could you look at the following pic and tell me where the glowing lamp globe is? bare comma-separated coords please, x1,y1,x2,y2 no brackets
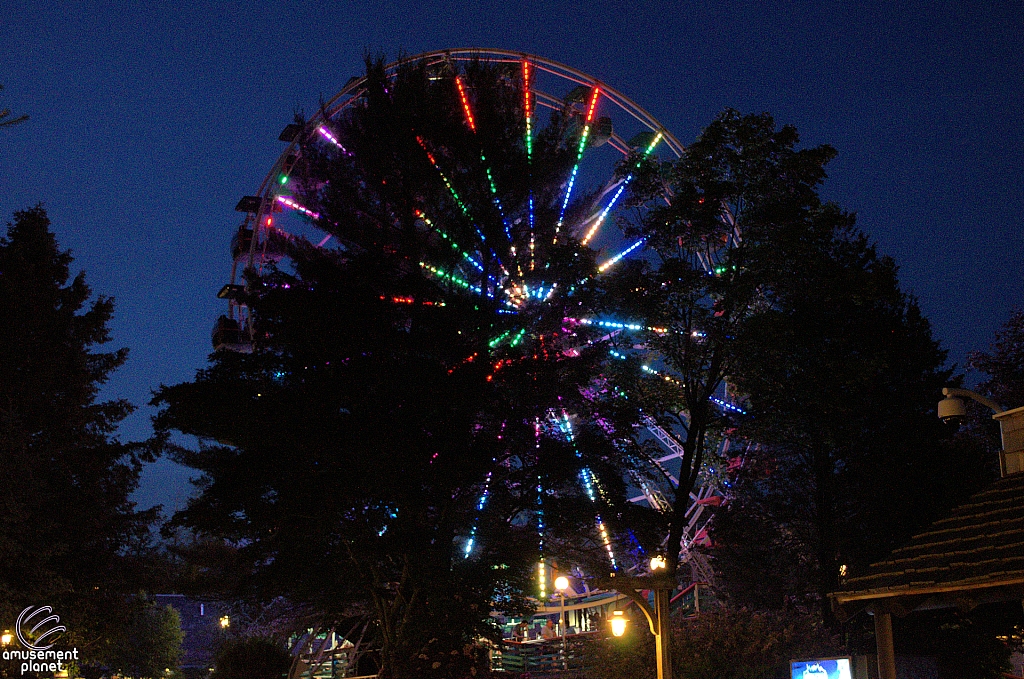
219,615,230,629
0,631,11,645
610,610,627,637
650,555,667,571
554,576,569,591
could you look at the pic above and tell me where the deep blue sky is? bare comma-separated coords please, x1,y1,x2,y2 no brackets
2,1,1022,512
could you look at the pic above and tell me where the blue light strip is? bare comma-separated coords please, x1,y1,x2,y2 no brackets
581,132,662,246
463,471,492,558
554,410,617,569
598,237,646,273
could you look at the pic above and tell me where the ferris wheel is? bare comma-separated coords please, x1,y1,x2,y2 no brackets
214,49,741,598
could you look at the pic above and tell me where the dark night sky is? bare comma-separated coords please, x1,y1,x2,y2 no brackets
2,1,1022,512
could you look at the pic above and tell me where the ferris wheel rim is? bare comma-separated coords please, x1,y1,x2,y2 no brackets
231,47,691,310
253,48,684,202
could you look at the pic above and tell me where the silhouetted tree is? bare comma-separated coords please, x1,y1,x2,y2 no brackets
970,308,1024,410
711,158,985,616
595,110,842,580
0,206,156,657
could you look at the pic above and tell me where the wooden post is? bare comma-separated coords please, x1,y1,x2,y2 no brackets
874,609,896,679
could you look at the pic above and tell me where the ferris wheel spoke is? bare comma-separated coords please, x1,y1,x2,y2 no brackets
275,196,320,220
415,136,509,284
316,125,351,155
454,75,515,248
463,470,493,558
597,237,647,273
581,132,663,246
556,85,601,242
416,210,485,273
550,409,618,569
522,59,536,272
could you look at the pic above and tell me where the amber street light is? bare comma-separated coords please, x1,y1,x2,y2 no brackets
219,615,230,629
0,630,11,645
610,611,628,637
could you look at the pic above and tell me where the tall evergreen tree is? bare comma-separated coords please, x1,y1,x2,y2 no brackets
0,206,154,656
154,57,636,678
969,308,1024,410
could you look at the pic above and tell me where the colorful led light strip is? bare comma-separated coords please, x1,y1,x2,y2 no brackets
630,359,747,414
317,126,351,154
535,418,546,598
276,196,320,219
597,237,646,272
522,60,536,271
417,137,507,284
508,328,527,348
488,328,514,349
415,210,483,272
529,194,536,271
568,317,667,333
419,261,482,294
581,132,663,245
455,76,476,133
556,86,601,237
554,411,617,568
463,471,492,558
481,154,512,242
416,137,474,225
522,60,533,162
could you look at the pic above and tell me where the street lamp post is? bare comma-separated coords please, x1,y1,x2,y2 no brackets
555,575,569,670
597,557,674,679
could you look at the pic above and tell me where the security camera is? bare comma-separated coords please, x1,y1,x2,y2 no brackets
937,395,966,425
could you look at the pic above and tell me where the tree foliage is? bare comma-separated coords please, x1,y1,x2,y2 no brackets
714,205,986,611
0,206,155,657
154,57,637,678
969,308,1024,410
594,110,845,579
105,600,184,679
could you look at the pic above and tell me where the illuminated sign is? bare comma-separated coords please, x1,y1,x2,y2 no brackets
791,657,853,679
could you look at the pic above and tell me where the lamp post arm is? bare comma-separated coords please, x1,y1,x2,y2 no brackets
615,588,658,636
943,387,1005,414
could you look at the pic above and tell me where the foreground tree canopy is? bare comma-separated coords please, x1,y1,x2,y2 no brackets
695,115,987,614
0,206,155,660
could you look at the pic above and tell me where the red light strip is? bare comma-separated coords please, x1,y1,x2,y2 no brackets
455,76,476,133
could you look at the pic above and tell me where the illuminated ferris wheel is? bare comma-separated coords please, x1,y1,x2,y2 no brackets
215,49,738,593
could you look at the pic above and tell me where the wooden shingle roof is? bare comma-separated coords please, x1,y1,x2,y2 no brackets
833,473,1024,607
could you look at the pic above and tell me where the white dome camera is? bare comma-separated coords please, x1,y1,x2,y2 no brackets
937,395,966,424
